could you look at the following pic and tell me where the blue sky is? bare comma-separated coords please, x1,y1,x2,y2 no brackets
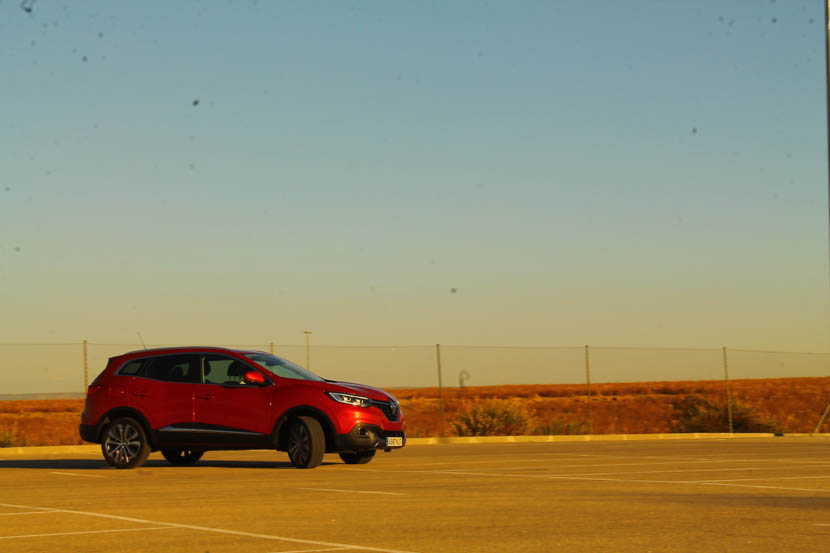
1,1,828,363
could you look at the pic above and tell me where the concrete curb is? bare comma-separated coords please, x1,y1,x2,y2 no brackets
1,433,828,455
0,444,100,455
406,433,830,445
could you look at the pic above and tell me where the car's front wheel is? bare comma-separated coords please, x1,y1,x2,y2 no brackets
286,416,325,469
339,450,376,465
161,448,204,466
101,417,151,469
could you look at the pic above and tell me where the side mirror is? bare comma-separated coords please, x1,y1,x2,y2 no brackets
243,370,266,386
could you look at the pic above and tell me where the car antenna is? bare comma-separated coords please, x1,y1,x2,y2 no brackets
137,331,147,350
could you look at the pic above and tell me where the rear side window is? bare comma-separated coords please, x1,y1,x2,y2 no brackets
117,360,146,376
144,355,201,383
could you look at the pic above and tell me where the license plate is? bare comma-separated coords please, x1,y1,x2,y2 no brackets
386,436,403,447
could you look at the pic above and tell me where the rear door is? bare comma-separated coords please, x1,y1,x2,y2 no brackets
126,354,199,430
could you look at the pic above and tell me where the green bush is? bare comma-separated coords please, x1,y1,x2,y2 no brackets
0,427,18,448
670,395,781,433
535,417,588,435
450,398,538,436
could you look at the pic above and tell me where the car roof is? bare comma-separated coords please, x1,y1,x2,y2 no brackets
118,346,267,357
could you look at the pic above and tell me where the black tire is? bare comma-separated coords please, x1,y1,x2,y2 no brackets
339,450,376,465
101,417,151,469
161,448,204,466
286,416,325,469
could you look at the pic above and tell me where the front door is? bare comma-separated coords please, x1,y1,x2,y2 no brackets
192,354,271,441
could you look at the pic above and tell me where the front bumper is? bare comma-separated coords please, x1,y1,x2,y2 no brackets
334,423,406,452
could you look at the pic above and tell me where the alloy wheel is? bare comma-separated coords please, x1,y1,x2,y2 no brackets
288,422,310,466
104,422,141,465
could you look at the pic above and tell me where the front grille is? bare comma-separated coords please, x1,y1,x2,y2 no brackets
371,399,400,421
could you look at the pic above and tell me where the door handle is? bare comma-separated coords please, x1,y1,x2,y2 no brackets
195,393,215,400
132,390,149,398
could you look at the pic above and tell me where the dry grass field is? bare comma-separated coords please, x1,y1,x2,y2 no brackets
0,377,827,447
391,377,830,437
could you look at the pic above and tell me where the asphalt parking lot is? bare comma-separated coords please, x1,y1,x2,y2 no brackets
0,437,828,553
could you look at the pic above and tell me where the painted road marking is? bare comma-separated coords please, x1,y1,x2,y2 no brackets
0,526,174,540
0,511,59,516
692,475,830,483
297,488,405,496
443,466,779,475
0,502,421,553
344,467,830,493
273,547,354,553
50,471,105,478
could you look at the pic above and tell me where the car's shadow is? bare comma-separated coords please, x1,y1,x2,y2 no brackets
0,458,340,470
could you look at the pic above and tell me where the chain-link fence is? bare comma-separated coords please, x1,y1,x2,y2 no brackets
1,342,828,438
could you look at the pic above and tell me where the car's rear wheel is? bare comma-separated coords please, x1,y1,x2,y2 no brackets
101,417,151,469
339,450,376,465
161,448,204,466
286,416,325,469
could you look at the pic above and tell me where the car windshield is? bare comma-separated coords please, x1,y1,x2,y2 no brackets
244,353,324,382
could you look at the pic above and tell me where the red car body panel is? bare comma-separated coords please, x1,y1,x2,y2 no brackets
80,346,406,458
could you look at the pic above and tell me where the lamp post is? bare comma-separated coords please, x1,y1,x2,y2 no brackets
304,330,312,369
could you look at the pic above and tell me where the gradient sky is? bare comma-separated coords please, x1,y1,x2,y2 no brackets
1,0,829,364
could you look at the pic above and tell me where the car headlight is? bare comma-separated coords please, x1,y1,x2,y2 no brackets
326,391,371,408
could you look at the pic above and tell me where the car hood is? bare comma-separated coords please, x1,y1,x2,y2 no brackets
324,380,397,403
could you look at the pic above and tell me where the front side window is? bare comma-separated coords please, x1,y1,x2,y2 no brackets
244,353,324,382
144,354,200,383
202,354,261,386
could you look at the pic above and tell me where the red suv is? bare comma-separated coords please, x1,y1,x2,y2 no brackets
79,347,405,469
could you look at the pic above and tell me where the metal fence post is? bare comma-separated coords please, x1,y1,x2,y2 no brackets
585,344,593,434
269,342,275,355
83,339,89,392
722,346,734,433
436,343,446,437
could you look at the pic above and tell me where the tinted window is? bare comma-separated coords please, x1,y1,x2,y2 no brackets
144,355,200,383
117,359,146,376
202,354,260,386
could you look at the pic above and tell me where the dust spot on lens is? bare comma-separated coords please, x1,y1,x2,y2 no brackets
192,99,200,106
691,128,698,134
451,288,457,294
82,56,88,62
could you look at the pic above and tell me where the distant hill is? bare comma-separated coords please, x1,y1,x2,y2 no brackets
0,392,84,401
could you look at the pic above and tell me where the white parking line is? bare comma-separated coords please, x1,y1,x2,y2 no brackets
0,511,59,516
692,475,830,483
50,471,105,479
345,467,830,494
0,526,174,540
297,488,404,496
273,547,354,553
695,482,830,493
539,466,813,477
0,502,420,553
